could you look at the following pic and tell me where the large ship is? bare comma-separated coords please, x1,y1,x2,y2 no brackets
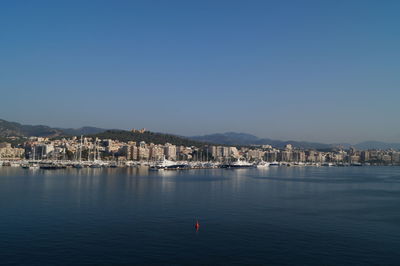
150,158,189,171
221,159,255,169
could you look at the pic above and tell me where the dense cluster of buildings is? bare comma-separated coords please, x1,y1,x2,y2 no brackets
0,137,399,165
0,142,24,159
209,144,400,165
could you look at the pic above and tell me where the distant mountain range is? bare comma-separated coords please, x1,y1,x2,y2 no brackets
0,119,108,138
1,118,399,150
190,132,334,149
0,118,205,147
189,132,400,150
353,141,400,150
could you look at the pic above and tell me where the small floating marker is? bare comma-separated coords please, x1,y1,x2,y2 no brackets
195,220,200,230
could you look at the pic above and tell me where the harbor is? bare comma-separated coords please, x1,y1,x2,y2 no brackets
0,158,373,171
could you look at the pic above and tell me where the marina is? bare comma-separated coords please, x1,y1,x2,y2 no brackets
0,159,380,171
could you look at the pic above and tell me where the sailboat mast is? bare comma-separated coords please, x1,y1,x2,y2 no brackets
79,135,83,162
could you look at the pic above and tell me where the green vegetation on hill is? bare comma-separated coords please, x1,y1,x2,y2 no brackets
89,130,208,147
0,119,62,137
0,136,26,146
0,119,107,138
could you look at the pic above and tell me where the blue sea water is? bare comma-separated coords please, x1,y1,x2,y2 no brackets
1,166,400,265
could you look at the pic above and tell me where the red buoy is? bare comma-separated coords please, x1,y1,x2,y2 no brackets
195,220,200,230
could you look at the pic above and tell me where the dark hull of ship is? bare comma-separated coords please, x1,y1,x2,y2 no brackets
165,164,189,170
40,165,67,170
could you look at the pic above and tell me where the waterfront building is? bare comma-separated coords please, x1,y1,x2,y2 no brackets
164,143,177,160
105,139,120,153
361,151,370,162
280,150,292,162
211,146,229,161
306,150,316,162
229,147,240,159
34,144,54,159
130,145,138,160
264,150,279,162
292,150,306,162
150,144,165,161
316,152,325,163
350,155,360,163
137,146,150,161
209,146,217,160
391,152,400,164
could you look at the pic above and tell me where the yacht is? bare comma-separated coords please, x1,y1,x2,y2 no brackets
21,163,39,169
221,159,255,169
151,158,188,170
256,161,270,168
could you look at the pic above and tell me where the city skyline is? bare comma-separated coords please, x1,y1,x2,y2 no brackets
1,116,400,147
2,133,400,167
1,1,400,143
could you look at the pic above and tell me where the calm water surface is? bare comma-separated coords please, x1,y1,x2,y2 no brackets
1,166,400,265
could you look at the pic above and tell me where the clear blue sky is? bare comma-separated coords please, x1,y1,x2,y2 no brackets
1,0,399,143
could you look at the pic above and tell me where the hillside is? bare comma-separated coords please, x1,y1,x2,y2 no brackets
0,119,62,137
0,119,107,138
191,132,260,146
354,141,400,150
56,126,108,136
191,132,400,150
190,132,333,150
90,130,208,147
1,118,400,150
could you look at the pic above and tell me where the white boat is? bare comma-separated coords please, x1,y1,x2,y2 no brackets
10,162,21,167
29,164,39,169
221,159,254,168
257,161,270,168
22,163,39,169
151,158,188,170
